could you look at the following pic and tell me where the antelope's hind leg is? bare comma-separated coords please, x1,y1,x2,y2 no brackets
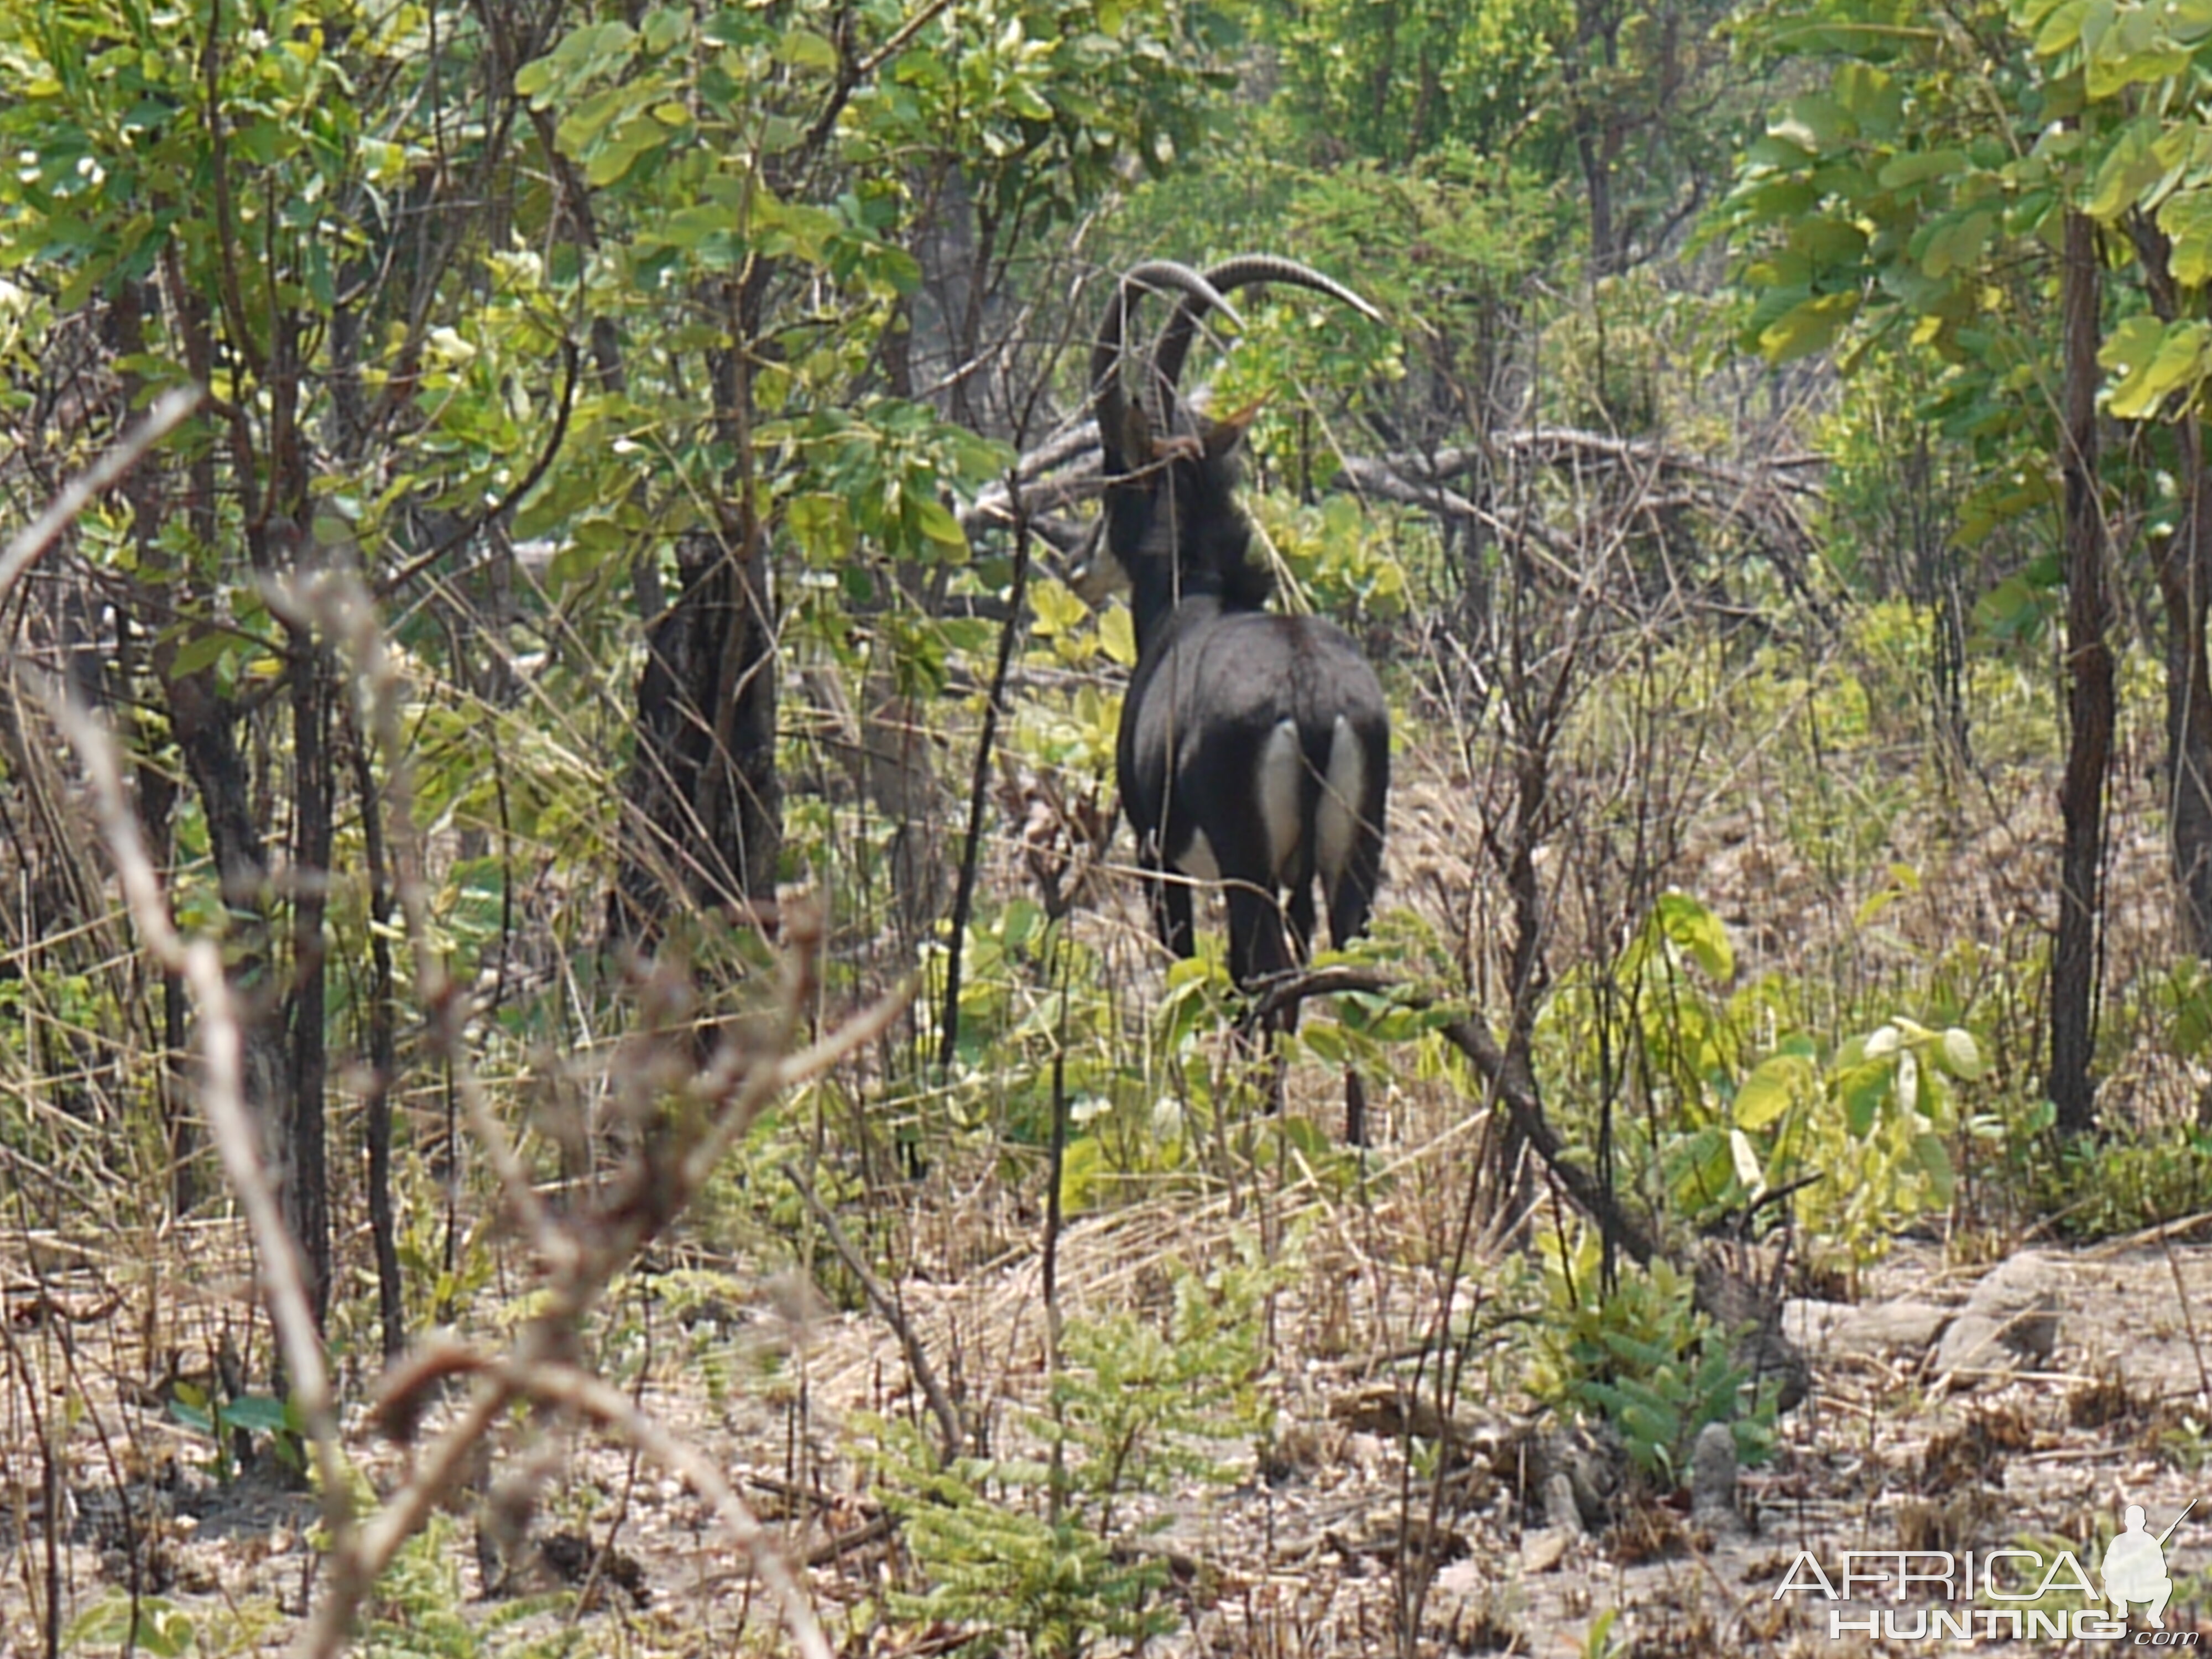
1223,880,1306,1121
1327,833,1384,1147
1144,846,1197,962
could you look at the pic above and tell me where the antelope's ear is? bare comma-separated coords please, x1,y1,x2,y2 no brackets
1202,398,1267,459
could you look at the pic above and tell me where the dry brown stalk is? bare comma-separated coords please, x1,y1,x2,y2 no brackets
53,686,359,1580
17,401,899,1659
288,568,901,1659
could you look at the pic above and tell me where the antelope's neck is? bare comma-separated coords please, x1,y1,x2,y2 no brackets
1129,584,1226,657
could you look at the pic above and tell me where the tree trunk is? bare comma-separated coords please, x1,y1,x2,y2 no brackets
2119,213,2212,962
161,660,302,1256
263,288,332,1338
349,712,407,1360
156,253,331,1342
112,280,204,1215
2049,208,2112,1136
2159,421,2212,956
608,530,782,943
1568,0,1623,278
284,597,335,1334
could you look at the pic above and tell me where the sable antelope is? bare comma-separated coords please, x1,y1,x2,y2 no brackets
1091,256,1390,1142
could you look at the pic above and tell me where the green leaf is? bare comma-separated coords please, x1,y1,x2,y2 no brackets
911,495,968,551
2088,39,2190,100
2030,0,2093,57
1772,92,1854,153
641,6,689,53
1938,1027,1985,1080
1976,573,2048,641
1756,291,1859,363
1793,217,1868,267
1653,891,1734,981
2161,187,2212,284
777,29,840,71
222,1395,295,1436
1099,602,1136,667
1744,135,1816,174
1833,63,1902,138
2103,317,2212,416
1914,1132,1957,1202
1878,148,1970,190
585,124,671,187
1919,209,1995,278
2100,311,2168,379
66,1593,194,1659
787,492,854,562
2089,117,2168,220
1029,576,1088,638
1838,1060,1891,1138
168,629,233,679
1058,1133,1110,1213
1734,1057,1804,1130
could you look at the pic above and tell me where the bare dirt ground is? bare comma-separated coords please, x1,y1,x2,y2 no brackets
9,683,2210,1657
11,1197,2212,1658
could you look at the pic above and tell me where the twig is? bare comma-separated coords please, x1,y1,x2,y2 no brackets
9,382,350,1540
801,1511,899,1568
312,1377,508,1650
373,338,582,601
0,386,202,608
0,379,371,1632
854,0,957,75
292,571,864,1659
52,697,356,1543
1238,965,1661,1267
2159,1232,2212,1404
938,474,1034,1072
521,1362,831,1659
682,974,915,1194
299,574,576,1276
780,1160,964,1463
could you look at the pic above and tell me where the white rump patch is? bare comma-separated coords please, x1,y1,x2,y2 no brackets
1257,719,1302,882
1316,716,1366,883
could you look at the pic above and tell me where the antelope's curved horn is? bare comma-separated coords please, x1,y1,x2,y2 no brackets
1089,261,1240,473
1150,255,1383,424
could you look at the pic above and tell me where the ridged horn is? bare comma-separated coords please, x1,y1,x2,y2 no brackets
1089,261,1241,474
1149,255,1384,430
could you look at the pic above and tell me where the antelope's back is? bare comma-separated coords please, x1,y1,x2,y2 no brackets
1152,607,1384,752
1123,606,1387,873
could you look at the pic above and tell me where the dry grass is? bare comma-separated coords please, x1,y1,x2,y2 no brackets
10,560,2212,1656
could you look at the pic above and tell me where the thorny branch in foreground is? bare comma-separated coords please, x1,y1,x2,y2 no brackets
29,395,901,1659
295,572,907,1659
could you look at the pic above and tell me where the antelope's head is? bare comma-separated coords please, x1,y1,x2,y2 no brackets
1088,255,1383,624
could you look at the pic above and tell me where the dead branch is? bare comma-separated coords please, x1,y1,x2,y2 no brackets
782,1160,966,1463
282,570,906,1659
300,574,577,1277
1383,429,1827,500
0,385,201,609
54,695,357,1522
517,1360,836,1657
22,393,353,1562
1243,966,1658,1268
